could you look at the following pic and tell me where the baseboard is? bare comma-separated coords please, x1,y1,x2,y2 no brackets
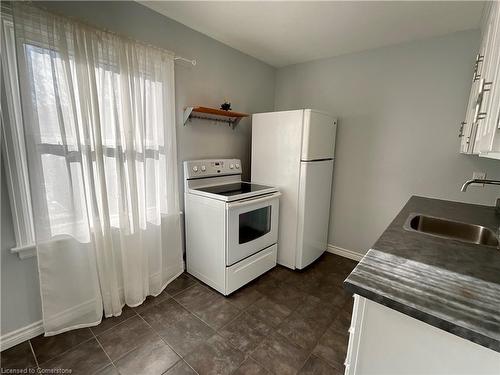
1,320,44,351
327,244,364,262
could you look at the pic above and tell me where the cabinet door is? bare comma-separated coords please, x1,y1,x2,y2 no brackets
461,2,498,155
461,46,487,153
481,2,500,157
461,80,480,153
474,2,500,154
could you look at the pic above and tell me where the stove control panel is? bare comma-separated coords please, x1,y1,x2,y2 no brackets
184,159,242,179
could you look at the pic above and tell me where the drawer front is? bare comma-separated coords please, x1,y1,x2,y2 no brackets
226,244,277,295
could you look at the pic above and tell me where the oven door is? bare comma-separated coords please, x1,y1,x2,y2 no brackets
226,192,280,266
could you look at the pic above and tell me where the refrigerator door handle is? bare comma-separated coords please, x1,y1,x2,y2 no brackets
301,158,333,162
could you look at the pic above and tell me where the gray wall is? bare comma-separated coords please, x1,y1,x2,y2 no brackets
1,164,43,335
275,30,500,256
1,1,275,336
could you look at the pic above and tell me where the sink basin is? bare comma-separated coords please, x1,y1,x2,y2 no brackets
405,214,499,248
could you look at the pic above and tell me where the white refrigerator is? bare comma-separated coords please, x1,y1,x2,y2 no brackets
251,109,337,269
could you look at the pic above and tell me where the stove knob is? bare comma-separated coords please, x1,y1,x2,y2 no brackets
201,165,206,172
235,163,240,169
230,164,234,169
192,166,198,172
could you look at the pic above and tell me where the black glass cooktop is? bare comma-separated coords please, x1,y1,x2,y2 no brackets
196,182,272,197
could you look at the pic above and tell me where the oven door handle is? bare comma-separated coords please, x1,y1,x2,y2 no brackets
227,192,281,208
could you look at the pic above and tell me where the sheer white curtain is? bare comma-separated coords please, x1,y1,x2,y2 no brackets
10,2,183,335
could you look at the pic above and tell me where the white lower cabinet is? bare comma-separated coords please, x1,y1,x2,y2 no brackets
345,295,500,375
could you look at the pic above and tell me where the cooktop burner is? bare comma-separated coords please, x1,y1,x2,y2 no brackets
196,182,273,197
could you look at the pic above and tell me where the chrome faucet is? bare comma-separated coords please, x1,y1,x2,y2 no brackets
461,178,500,216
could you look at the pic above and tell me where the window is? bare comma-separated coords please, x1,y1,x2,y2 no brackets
2,6,176,259
238,207,272,244
18,43,169,234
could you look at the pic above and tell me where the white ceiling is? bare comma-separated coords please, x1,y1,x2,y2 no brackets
140,1,485,68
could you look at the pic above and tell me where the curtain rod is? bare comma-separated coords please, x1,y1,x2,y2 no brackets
13,1,197,67
174,56,197,66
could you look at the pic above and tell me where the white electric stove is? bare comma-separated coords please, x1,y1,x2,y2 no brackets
184,159,280,295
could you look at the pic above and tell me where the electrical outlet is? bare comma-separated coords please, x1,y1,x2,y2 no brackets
471,171,486,187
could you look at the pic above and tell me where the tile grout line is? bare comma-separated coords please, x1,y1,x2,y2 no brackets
90,329,116,374
216,298,276,355
172,286,242,331
160,359,199,375
305,309,351,370
103,315,171,366
89,281,196,367
27,339,39,368
136,291,214,364
94,308,160,367
166,279,199,297
168,303,220,346
138,311,208,375
181,359,199,375
215,309,245,333
217,307,276,356
155,299,250,369
210,332,246,373
298,353,314,374
161,281,248,372
248,352,274,374
33,333,96,367
273,298,340,353
169,299,214,331
135,310,186,372
170,280,204,299
91,309,139,337
228,291,265,312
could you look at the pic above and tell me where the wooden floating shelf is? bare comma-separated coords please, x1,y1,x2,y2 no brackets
183,106,250,129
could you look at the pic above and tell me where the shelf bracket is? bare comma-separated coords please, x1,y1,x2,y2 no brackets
232,117,242,130
183,106,194,126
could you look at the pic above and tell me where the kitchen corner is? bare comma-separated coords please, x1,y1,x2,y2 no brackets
344,196,500,373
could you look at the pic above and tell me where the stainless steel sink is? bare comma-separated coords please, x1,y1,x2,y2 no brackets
405,214,499,248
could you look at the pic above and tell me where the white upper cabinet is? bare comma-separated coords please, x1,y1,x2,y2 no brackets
461,2,500,159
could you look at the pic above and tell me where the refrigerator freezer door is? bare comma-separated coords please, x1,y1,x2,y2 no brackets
301,110,337,161
296,159,334,269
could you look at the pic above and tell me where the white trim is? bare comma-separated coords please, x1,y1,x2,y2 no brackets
1,17,36,250
0,320,43,351
327,244,364,262
10,243,36,259
345,294,367,375
479,152,500,160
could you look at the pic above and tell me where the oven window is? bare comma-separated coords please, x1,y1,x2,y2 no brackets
239,206,271,244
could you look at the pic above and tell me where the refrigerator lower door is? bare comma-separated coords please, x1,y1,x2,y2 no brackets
296,159,334,269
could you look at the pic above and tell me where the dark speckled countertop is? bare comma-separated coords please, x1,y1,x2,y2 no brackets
344,196,500,352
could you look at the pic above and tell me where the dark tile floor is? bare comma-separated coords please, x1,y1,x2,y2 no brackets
1,253,357,375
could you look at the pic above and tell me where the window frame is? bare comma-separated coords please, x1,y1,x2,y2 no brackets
1,17,36,259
